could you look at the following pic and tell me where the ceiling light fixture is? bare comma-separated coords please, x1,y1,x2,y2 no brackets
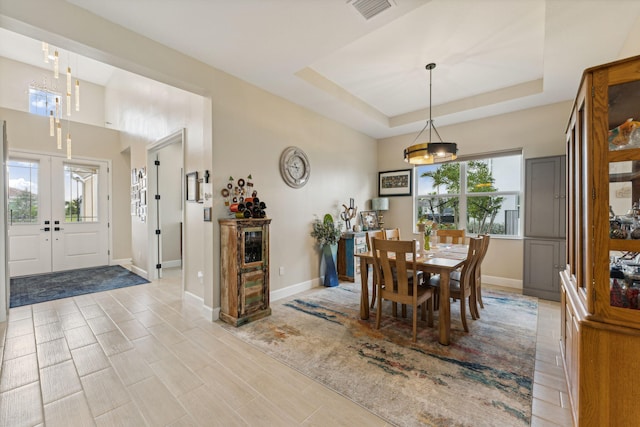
35,41,81,159
403,63,457,165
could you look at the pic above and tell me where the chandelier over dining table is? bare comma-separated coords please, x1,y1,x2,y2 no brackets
403,63,458,165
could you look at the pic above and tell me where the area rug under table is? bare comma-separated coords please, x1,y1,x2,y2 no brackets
10,265,149,307
221,282,537,426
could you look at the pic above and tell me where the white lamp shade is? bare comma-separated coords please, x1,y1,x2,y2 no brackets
371,197,389,211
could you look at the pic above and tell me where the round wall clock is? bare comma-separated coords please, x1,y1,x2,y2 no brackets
279,146,310,188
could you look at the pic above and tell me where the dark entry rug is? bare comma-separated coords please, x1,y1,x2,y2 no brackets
221,282,538,426
10,265,149,307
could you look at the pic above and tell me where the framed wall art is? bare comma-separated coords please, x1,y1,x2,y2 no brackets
378,169,412,197
186,171,199,202
360,210,380,230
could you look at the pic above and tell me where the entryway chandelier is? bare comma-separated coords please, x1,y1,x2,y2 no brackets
403,63,457,165
33,41,81,159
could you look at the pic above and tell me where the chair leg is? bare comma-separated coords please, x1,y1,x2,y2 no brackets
477,281,484,309
392,302,397,317
375,293,382,330
412,304,418,342
370,283,376,309
469,295,478,320
402,304,407,318
460,296,469,332
370,267,377,309
427,296,434,327
432,288,439,311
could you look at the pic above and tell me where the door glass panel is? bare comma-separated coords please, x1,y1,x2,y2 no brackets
7,159,39,224
64,163,99,222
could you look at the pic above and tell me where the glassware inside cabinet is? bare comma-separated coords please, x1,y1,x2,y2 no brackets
609,160,640,239
608,80,640,151
610,250,640,310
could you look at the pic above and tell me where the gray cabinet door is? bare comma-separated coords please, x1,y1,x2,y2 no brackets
523,238,565,301
525,156,566,238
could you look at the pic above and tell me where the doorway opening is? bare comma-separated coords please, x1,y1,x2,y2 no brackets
146,129,184,287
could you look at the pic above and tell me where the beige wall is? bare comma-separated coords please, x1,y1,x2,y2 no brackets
0,0,378,315
0,0,575,310
0,56,106,128
210,70,377,304
0,107,131,262
377,101,570,287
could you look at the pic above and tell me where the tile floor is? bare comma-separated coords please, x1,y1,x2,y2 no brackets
0,270,573,426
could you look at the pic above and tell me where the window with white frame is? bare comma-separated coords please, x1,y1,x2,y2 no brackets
28,87,59,117
415,151,522,236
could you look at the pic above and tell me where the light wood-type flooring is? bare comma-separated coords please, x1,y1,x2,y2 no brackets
0,268,573,426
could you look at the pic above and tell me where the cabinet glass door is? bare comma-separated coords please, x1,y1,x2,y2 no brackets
608,78,640,311
242,226,263,266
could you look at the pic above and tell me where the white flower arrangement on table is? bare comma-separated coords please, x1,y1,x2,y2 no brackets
417,219,436,235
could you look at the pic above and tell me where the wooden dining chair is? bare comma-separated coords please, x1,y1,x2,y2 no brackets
474,234,491,311
429,237,482,332
366,229,386,309
371,238,434,342
436,229,466,244
383,227,425,317
384,227,401,240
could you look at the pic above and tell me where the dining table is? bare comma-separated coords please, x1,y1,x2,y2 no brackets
355,243,469,346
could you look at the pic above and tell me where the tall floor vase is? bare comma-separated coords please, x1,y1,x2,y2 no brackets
322,244,339,287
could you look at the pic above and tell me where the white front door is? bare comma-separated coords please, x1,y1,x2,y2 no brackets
8,153,109,277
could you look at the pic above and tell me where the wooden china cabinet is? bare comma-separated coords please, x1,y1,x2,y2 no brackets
561,55,640,426
219,218,271,326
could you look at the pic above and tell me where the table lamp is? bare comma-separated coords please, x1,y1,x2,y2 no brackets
371,197,389,227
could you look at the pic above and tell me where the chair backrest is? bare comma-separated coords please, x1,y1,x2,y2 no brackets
384,228,401,241
477,234,491,267
366,229,386,251
371,238,418,301
459,237,482,289
474,234,491,279
436,229,466,244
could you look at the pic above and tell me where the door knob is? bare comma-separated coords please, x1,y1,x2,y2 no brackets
54,227,64,231
40,227,50,231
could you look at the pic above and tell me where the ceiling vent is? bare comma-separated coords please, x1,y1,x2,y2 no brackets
348,0,395,20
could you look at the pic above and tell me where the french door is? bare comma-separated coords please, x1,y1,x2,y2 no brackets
7,152,109,277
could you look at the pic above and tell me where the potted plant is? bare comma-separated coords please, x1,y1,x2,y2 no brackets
310,213,342,287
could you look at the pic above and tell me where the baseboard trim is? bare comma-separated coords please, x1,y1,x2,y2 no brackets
111,258,132,267
271,278,323,302
184,291,219,321
162,259,182,269
184,291,203,305
130,265,148,280
483,274,522,290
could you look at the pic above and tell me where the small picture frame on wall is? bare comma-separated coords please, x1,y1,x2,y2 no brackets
186,171,199,202
360,210,380,230
198,178,204,203
378,169,412,197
